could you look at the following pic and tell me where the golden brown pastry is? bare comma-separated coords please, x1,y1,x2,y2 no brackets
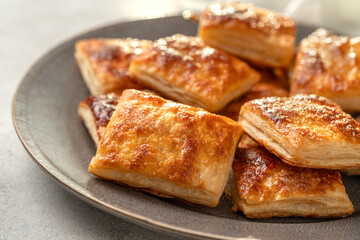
239,94,360,169
89,89,242,207
291,28,360,112
341,115,360,175
78,93,119,148
198,2,296,68
129,34,260,112
237,133,258,148
229,147,354,219
75,38,152,95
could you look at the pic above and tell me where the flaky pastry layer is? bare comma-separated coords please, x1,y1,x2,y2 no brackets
239,94,360,169
229,147,354,218
129,34,260,112
75,38,151,95
291,28,360,112
89,90,242,207
198,2,295,68
78,93,119,147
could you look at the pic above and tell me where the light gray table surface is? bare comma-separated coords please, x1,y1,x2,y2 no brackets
2,1,360,239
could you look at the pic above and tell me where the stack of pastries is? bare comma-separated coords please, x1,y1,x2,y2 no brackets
76,2,360,219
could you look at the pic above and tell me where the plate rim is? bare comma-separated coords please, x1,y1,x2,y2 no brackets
11,15,356,240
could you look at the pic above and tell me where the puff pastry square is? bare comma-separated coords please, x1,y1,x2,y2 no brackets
229,147,354,219
78,93,119,148
291,29,360,112
129,34,260,112
89,89,242,207
75,38,152,95
198,2,296,68
239,94,360,169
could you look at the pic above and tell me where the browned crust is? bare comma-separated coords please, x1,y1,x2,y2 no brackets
340,116,360,175
232,147,353,218
79,93,120,141
129,34,260,112
291,29,360,102
240,94,360,144
234,147,344,202
93,89,241,184
198,2,295,68
75,38,152,94
200,2,295,36
89,90,242,205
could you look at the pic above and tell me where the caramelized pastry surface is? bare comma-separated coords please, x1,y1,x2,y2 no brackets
75,38,152,95
243,94,360,142
230,147,353,218
198,2,295,68
200,2,295,36
240,94,360,169
89,90,242,206
78,93,119,146
291,29,360,111
234,147,342,200
130,34,260,112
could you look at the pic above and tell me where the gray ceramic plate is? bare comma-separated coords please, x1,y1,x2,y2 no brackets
12,16,360,240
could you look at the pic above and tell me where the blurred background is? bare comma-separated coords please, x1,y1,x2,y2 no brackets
1,0,360,239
